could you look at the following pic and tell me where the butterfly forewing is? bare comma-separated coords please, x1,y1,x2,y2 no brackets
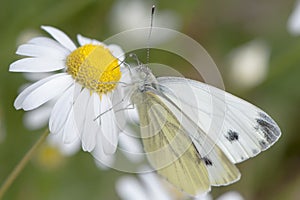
157,77,281,164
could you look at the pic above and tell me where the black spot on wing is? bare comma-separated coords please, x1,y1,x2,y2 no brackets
252,149,259,155
225,130,239,142
202,157,213,166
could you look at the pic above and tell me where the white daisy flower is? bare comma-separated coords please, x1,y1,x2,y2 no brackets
10,26,126,154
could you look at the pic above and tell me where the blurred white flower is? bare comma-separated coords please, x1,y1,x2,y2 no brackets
16,29,41,46
108,0,182,44
216,191,244,200
116,171,245,200
33,135,80,170
287,0,300,35
227,39,270,89
116,170,213,200
109,0,181,32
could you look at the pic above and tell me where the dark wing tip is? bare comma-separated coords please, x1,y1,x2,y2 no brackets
256,111,281,147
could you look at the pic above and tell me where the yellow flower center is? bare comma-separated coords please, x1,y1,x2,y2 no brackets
66,44,121,95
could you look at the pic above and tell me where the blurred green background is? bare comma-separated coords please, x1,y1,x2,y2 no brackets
0,0,299,199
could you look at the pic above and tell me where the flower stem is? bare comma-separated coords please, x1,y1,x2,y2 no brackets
0,129,49,199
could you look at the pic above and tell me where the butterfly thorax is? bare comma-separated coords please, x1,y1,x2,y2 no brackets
130,65,160,104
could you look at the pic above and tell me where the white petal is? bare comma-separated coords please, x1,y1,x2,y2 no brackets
94,158,111,170
92,141,115,169
23,72,54,82
41,26,77,51
108,44,125,62
28,37,70,54
93,92,101,125
100,95,119,154
57,138,81,156
63,108,80,144
10,58,66,72
81,93,99,152
118,133,143,163
73,82,82,101
16,44,68,59
47,132,81,156
21,74,73,110
110,86,128,131
73,88,90,143
77,34,104,46
49,85,74,134
14,73,68,109
125,107,139,124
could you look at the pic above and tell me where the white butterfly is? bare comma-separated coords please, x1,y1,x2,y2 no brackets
123,63,281,197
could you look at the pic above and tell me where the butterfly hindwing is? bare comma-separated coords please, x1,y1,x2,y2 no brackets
134,91,211,196
158,93,240,186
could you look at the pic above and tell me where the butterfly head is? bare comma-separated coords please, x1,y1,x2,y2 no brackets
131,64,158,92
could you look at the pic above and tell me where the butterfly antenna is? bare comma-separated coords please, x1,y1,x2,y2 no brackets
146,5,155,64
129,53,141,66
